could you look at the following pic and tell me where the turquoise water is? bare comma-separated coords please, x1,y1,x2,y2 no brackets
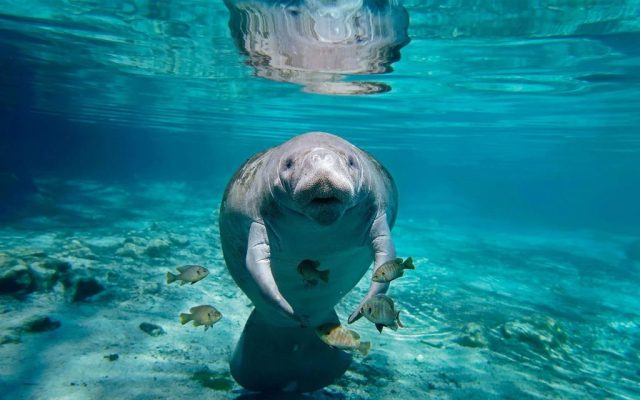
1,1,639,399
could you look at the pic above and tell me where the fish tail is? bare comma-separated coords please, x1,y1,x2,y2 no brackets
396,311,404,328
166,272,177,284
359,341,371,356
403,257,415,270
319,270,330,283
179,313,192,325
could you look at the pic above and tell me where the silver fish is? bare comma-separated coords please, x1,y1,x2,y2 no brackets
179,305,222,331
360,294,404,333
166,264,209,285
316,323,370,356
372,257,414,283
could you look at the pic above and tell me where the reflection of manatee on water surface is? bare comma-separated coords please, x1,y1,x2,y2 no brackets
223,0,410,94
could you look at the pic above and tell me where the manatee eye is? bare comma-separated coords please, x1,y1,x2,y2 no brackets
348,156,356,167
382,272,386,276
284,158,293,170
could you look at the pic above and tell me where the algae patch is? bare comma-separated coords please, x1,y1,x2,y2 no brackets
191,368,233,391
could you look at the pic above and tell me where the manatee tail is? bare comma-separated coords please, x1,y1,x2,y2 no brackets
230,309,351,392
358,341,371,356
403,257,415,270
319,269,330,283
166,272,178,284
179,313,192,325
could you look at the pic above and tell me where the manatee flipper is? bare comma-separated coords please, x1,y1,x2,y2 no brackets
246,222,295,318
230,309,351,392
349,212,394,324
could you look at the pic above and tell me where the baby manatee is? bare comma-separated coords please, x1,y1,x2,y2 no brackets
372,257,414,283
180,305,222,331
166,265,209,285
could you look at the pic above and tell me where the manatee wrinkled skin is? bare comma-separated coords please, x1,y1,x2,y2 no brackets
219,132,398,391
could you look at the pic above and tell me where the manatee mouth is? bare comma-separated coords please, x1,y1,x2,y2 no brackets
310,195,342,206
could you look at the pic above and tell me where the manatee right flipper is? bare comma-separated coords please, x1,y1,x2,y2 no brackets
246,221,296,319
230,309,351,392
349,212,394,324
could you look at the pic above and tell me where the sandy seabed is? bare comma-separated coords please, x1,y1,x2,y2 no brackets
1,180,639,399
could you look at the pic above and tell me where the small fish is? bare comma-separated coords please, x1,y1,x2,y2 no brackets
179,305,222,331
297,259,329,287
360,294,404,333
316,323,371,356
372,257,415,283
166,265,209,285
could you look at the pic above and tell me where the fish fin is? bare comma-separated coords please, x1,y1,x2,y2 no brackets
166,272,177,284
359,341,371,356
404,257,415,270
179,280,187,286
394,257,403,264
190,281,196,285
193,320,201,327
382,295,394,308
176,265,191,273
205,325,209,331
396,311,404,328
319,270,330,283
351,330,361,340
389,323,398,331
179,313,191,325
375,324,384,333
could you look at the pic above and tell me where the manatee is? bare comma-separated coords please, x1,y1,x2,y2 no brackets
219,132,398,391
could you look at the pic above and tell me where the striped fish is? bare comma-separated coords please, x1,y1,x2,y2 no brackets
316,323,370,356
360,294,404,333
372,257,414,283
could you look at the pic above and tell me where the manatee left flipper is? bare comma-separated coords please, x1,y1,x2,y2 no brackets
246,221,296,319
349,212,395,324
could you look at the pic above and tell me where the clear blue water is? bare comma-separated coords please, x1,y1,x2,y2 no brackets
1,1,639,399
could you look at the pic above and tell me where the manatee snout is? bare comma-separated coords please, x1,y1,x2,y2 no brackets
293,149,355,224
